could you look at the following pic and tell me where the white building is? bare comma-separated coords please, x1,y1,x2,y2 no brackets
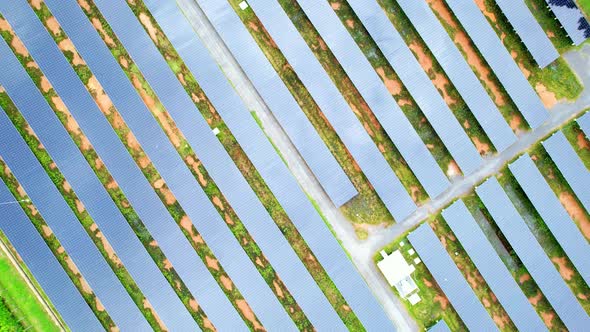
377,249,420,303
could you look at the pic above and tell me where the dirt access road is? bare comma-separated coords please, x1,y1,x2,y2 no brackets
176,0,589,329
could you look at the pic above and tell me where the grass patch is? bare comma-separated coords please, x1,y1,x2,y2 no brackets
0,242,60,332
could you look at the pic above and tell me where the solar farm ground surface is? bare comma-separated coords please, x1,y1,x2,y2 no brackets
0,0,589,331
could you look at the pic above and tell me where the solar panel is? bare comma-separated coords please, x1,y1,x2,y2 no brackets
0,108,148,330
0,178,102,331
321,0,482,175
445,0,549,128
248,1,451,205
163,1,357,207
495,0,559,67
86,0,345,328
578,112,590,138
242,2,420,219
408,223,497,330
544,0,590,45
543,131,590,211
476,177,589,330
397,0,517,152
441,201,546,331
143,0,392,329
509,153,590,286
0,4,200,329
41,0,290,329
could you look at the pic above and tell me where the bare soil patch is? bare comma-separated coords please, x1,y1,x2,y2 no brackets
45,17,60,36
446,160,461,177
376,67,402,95
472,137,490,154
131,76,181,147
30,0,42,10
91,18,115,47
143,299,167,330
236,300,263,331
551,257,574,281
535,83,560,109
434,294,449,310
11,35,29,57
41,225,53,237
138,13,158,43
220,275,233,291
87,75,114,115
541,312,555,328
576,133,590,150
58,39,84,65
205,256,220,271
272,280,284,298
528,290,542,305
558,192,590,240
519,273,531,284
212,196,224,211
77,0,90,11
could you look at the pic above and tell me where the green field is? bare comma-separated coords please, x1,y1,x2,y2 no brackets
0,241,59,332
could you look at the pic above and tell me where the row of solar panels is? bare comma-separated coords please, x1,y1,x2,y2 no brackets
409,126,590,330
0,0,393,330
194,0,577,222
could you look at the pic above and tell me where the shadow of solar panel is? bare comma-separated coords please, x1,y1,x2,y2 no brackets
0,178,102,331
445,0,549,128
143,0,393,329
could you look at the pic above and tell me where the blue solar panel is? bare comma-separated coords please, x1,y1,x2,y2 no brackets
544,0,590,45
509,153,590,286
397,0,516,152
0,107,148,330
320,0,482,175
84,0,345,328
41,0,290,329
170,4,355,207
445,0,549,128
441,201,546,331
495,0,559,67
578,112,590,138
476,177,590,330
543,131,590,211
249,2,450,205
408,224,497,330
142,1,392,329
0,178,102,331
0,4,200,329
243,2,420,218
